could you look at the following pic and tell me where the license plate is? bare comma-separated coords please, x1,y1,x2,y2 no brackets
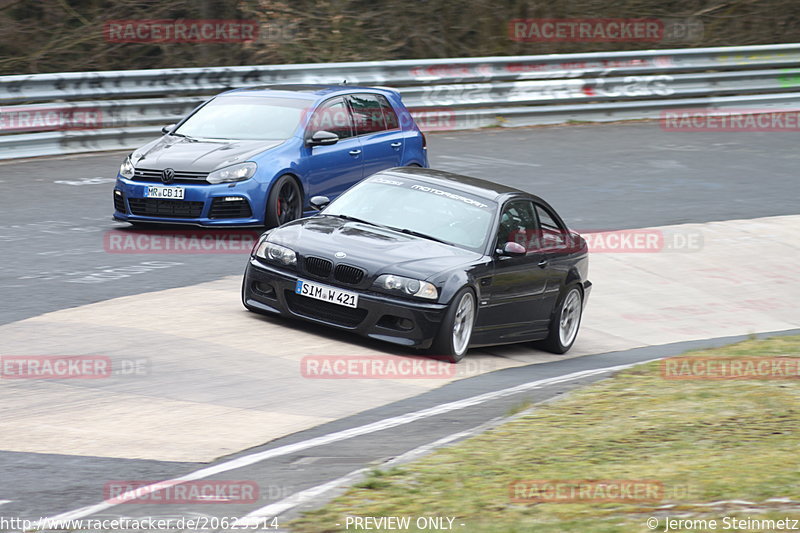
144,186,185,199
295,279,359,308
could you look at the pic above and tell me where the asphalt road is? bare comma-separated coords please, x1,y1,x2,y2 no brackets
5,331,797,526
1,121,798,326
1,122,799,529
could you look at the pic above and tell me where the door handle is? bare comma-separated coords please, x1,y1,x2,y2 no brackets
390,142,402,148
348,149,362,156
537,258,549,268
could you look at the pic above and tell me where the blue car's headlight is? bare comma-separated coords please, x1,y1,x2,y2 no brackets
207,162,257,184
119,156,135,179
254,236,296,267
374,274,438,300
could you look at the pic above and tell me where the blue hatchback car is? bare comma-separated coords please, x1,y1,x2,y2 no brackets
113,85,429,227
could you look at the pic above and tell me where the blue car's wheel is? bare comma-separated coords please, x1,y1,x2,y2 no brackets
266,175,302,228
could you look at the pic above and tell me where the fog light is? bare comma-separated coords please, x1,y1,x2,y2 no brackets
397,318,414,330
222,196,245,202
253,281,276,298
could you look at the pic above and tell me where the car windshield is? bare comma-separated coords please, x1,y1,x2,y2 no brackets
323,177,497,252
173,96,309,141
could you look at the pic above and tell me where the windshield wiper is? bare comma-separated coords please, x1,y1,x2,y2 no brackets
170,132,197,141
326,213,380,226
386,226,452,246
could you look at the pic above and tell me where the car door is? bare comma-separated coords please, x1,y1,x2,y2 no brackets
347,93,404,176
302,96,364,200
531,202,573,311
472,200,553,343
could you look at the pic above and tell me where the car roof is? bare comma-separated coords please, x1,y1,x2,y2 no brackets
380,167,539,203
220,84,399,101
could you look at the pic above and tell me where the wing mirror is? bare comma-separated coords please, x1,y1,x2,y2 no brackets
309,195,330,211
498,241,526,257
161,123,177,135
307,130,339,146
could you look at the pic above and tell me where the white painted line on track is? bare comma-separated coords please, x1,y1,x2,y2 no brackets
42,359,659,524
236,469,369,526
236,415,507,525
0,500,10,505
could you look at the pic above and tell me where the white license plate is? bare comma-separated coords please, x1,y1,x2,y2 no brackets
295,279,359,308
144,186,185,199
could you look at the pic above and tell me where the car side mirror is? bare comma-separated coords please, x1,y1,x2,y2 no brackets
162,124,177,135
309,195,330,210
307,130,339,146
498,242,526,257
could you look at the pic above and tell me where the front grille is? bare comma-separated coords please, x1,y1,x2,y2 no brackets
132,168,209,184
113,191,126,213
334,264,365,285
209,197,252,219
304,256,333,278
128,198,204,218
285,291,367,328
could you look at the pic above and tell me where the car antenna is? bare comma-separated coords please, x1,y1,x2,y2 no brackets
342,79,347,85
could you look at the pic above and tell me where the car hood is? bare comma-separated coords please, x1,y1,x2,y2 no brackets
131,135,285,172
271,216,482,282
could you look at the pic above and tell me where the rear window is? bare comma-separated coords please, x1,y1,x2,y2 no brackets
349,94,387,135
377,94,400,130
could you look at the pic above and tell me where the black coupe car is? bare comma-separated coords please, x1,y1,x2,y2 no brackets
242,167,591,362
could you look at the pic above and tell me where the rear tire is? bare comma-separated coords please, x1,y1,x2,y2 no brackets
540,284,583,354
265,175,302,228
430,287,476,363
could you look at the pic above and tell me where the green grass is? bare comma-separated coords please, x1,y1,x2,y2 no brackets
289,335,800,532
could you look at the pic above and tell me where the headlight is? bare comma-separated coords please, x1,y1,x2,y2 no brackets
119,156,135,179
207,162,257,184
374,274,438,300
254,236,296,267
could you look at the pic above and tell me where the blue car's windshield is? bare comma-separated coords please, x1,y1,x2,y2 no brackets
324,176,497,253
173,96,309,141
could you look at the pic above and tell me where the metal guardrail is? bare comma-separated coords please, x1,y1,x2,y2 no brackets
2,43,800,159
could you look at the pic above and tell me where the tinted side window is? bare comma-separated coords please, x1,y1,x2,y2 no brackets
308,97,353,139
497,200,539,251
349,94,387,135
535,204,568,249
376,94,400,130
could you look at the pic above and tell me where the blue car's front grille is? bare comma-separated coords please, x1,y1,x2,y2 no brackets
209,197,252,219
132,168,210,184
113,191,126,213
128,198,205,218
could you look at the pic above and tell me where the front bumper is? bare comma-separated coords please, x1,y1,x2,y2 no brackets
113,176,266,226
243,259,447,349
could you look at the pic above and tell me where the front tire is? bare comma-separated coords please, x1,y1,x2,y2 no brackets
431,287,476,363
265,175,302,228
541,284,583,354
